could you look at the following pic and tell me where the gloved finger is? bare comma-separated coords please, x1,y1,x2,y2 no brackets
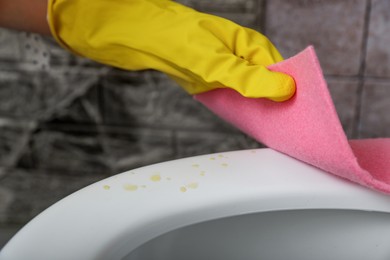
172,55,295,101
215,55,296,101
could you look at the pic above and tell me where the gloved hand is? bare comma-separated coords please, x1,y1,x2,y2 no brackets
48,0,295,101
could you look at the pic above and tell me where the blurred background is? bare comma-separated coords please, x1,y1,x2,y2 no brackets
0,0,389,248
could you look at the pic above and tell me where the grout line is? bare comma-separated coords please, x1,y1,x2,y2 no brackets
352,0,372,139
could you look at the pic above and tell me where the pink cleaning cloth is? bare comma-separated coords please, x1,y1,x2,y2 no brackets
195,46,390,194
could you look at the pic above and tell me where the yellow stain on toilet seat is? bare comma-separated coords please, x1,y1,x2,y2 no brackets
187,182,199,189
103,185,110,190
124,184,138,191
180,182,199,193
150,174,161,182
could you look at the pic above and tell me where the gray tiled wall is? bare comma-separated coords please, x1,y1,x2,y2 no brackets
0,0,389,247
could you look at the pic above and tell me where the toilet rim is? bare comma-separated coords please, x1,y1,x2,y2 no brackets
1,148,390,260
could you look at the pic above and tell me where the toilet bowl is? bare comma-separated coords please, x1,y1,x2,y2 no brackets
1,148,390,260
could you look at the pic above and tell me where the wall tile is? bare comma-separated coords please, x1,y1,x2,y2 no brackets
365,0,390,77
102,70,159,126
43,37,103,69
0,167,5,179
102,127,175,173
0,119,35,168
0,31,61,71
0,169,103,224
326,77,360,138
16,33,50,71
154,75,238,131
0,185,14,223
0,70,98,120
20,127,175,175
48,85,102,124
266,0,366,76
0,29,21,62
359,80,390,138
103,71,235,132
22,130,111,175
176,131,263,158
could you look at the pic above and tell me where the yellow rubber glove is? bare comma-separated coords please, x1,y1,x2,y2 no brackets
48,0,295,101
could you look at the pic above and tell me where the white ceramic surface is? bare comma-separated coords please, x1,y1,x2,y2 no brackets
1,148,390,260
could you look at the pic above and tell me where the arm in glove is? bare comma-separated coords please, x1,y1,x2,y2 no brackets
48,0,295,101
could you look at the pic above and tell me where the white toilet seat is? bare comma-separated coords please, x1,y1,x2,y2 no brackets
1,148,390,260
